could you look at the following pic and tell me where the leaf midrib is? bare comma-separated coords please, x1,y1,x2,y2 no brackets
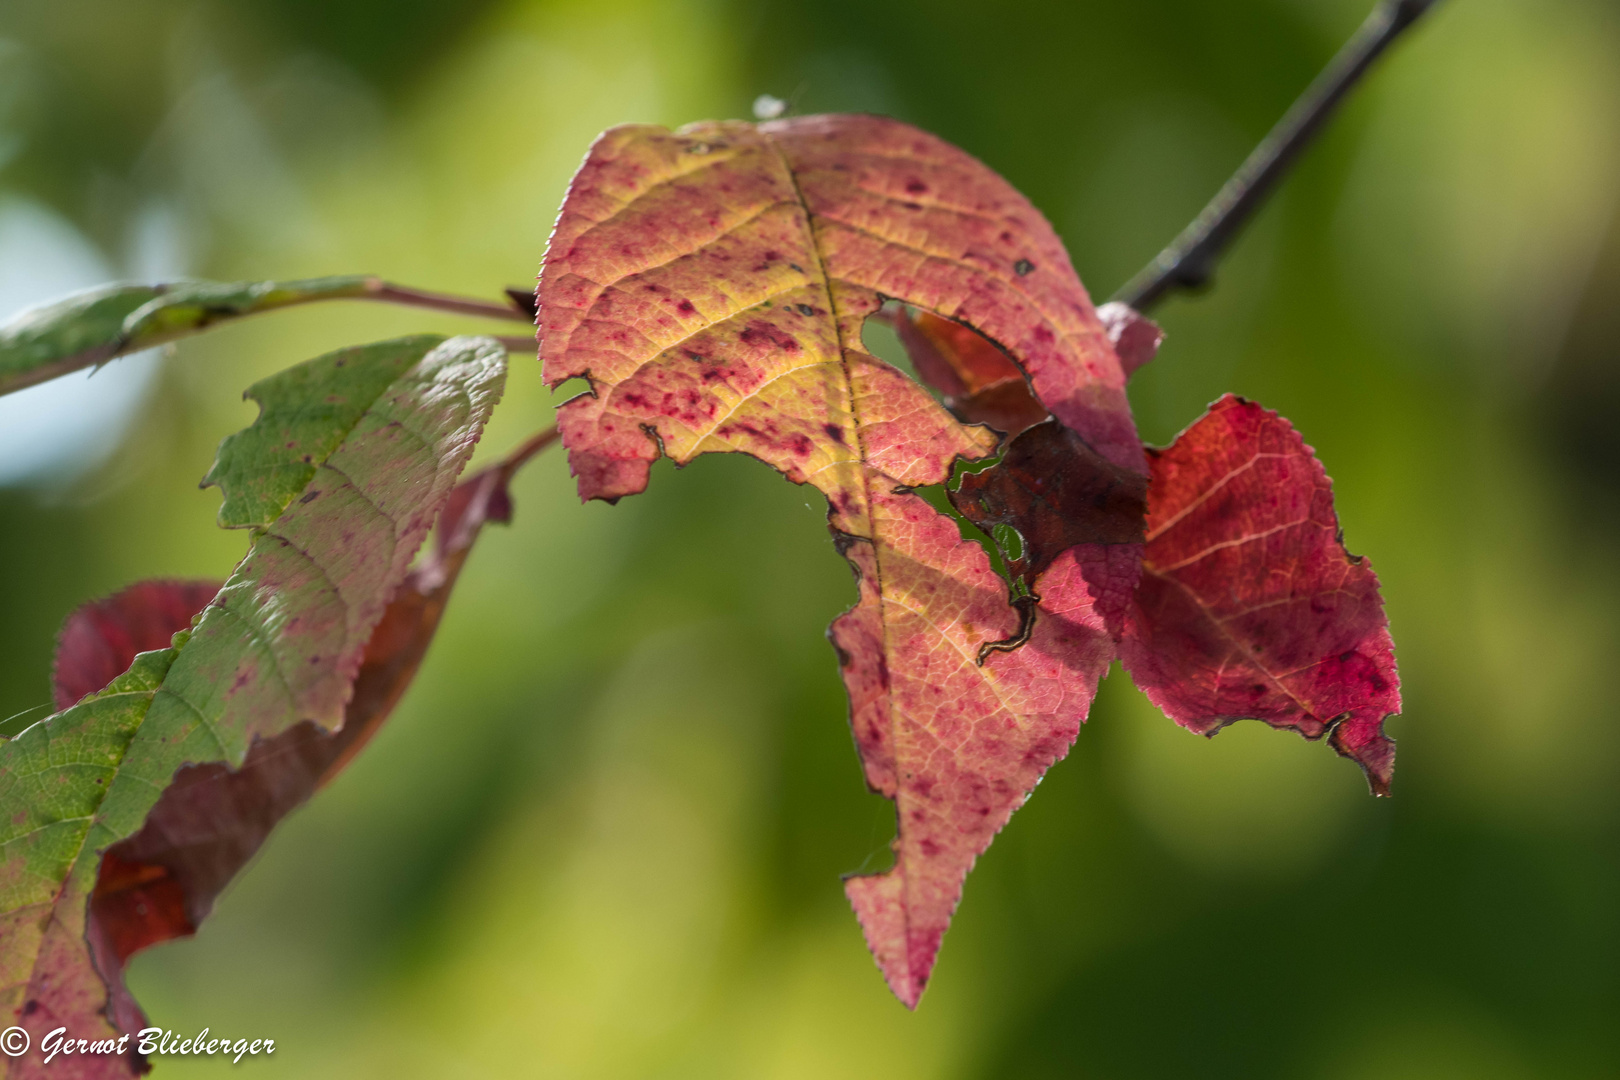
763,129,922,992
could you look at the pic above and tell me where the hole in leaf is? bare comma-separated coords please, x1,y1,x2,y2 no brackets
865,304,1048,440
991,522,1025,563
948,453,1004,483
551,376,592,403
860,304,931,393
910,481,1025,599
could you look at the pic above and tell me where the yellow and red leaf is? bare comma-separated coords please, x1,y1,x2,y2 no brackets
539,114,1144,1006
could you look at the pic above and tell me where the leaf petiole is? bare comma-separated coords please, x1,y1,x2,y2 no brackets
365,280,535,323
0,275,534,399
496,424,561,477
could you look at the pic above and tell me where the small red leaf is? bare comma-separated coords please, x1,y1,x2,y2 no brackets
1094,301,1163,379
1118,394,1400,793
52,581,222,711
893,308,1049,438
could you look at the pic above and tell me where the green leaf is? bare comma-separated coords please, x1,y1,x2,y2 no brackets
0,275,376,398
203,334,444,528
0,284,165,394
0,334,505,1072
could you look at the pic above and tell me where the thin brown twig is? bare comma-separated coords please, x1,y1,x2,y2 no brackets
365,280,534,323
498,424,561,478
1114,0,1440,312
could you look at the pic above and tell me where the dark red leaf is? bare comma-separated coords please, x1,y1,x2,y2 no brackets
52,582,222,711
893,308,1049,438
951,419,1147,644
1118,394,1400,793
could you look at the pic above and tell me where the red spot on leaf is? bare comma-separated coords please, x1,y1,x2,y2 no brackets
738,320,801,353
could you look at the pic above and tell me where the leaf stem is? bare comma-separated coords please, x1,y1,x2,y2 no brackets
364,280,534,323
1113,0,1440,312
498,424,561,478
2,276,533,401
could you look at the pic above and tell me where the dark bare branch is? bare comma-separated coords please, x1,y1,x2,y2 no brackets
1114,0,1440,312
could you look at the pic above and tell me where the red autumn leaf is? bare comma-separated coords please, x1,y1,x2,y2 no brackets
539,113,1144,1005
890,301,1160,439
1117,394,1400,793
52,582,223,712
891,307,1049,438
950,419,1148,652
70,460,521,1055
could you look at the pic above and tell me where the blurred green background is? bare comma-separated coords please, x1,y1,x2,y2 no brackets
2,0,1617,1075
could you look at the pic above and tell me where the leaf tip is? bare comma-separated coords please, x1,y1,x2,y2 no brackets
503,286,538,322
1329,712,1396,797
845,869,932,1009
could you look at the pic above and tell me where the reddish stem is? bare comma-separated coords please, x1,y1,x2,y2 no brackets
366,281,534,323
498,424,561,478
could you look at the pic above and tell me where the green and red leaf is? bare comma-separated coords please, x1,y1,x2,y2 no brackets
88,454,522,1051
0,334,504,1078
